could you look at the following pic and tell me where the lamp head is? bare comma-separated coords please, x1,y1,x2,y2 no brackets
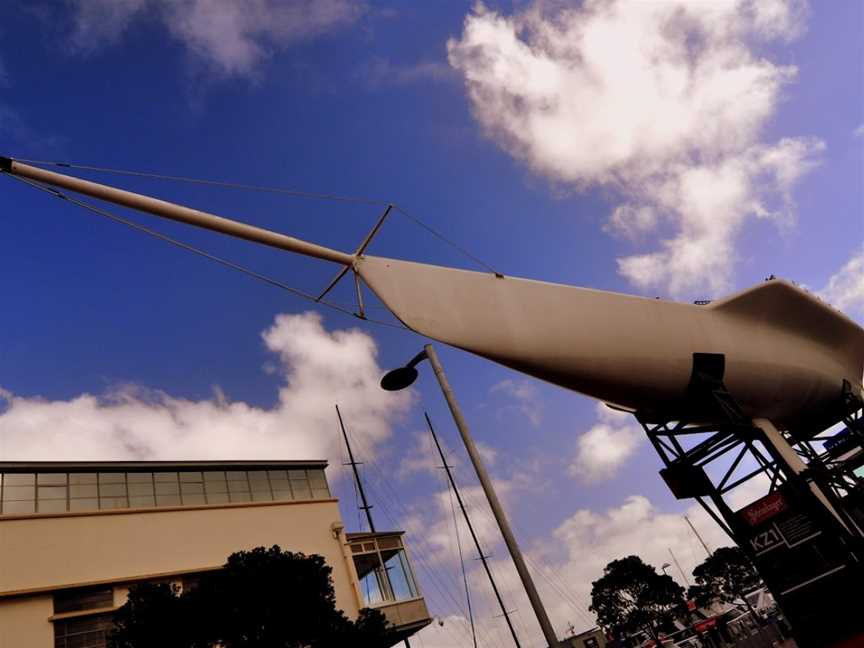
380,366,419,391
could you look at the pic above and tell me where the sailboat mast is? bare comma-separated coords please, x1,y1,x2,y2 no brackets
425,412,521,648
685,515,712,558
335,404,375,533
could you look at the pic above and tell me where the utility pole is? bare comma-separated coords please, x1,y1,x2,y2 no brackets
685,515,712,558
426,412,516,648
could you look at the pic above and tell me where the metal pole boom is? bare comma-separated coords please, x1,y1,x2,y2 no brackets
423,344,561,648
0,157,354,267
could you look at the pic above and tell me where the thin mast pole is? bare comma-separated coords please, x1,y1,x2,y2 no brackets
336,406,413,648
0,157,353,266
424,344,560,648
668,548,690,587
336,404,375,533
425,412,516,648
684,515,712,558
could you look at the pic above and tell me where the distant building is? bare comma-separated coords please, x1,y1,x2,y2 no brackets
0,460,431,647
559,627,607,648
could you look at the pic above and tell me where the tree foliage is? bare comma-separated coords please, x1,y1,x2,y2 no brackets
109,545,390,648
590,555,686,642
690,546,762,615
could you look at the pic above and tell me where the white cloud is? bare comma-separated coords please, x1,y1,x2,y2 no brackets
410,474,774,645
490,378,543,427
605,204,658,241
0,312,411,465
473,494,746,643
412,614,479,648
476,440,498,466
568,403,643,483
398,429,498,485
854,124,864,138
407,431,775,645
448,0,822,297
398,431,440,478
818,247,864,316
67,0,365,77
358,57,457,88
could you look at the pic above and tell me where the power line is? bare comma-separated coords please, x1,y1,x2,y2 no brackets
442,460,479,648
13,158,389,206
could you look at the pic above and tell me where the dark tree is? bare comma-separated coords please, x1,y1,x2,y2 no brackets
109,546,390,648
690,546,762,619
685,582,715,610
590,555,686,644
109,582,191,648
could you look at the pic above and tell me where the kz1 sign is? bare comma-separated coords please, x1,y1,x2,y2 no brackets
735,485,863,646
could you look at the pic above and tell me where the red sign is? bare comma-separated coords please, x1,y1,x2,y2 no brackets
694,618,717,633
739,491,788,526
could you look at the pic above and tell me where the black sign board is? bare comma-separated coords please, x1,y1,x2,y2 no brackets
736,486,864,647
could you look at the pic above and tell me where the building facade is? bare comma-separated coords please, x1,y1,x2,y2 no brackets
0,461,430,647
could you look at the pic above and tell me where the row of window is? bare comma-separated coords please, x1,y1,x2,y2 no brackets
53,586,115,648
0,469,330,515
54,614,112,648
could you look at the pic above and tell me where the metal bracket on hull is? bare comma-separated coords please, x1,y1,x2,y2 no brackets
638,367,864,540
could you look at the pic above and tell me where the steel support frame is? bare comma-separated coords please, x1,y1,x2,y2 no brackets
639,416,782,540
637,378,864,546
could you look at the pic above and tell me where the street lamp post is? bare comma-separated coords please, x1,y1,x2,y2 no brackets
382,344,561,648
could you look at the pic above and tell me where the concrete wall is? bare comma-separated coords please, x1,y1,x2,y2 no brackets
0,595,52,648
0,499,361,647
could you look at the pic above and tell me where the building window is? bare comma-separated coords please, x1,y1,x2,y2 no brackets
127,472,156,508
382,548,418,601
53,614,113,648
99,472,128,510
0,466,331,516
54,586,114,614
227,471,251,503
354,552,389,605
1,473,35,514
349,535,419,607
249,470,273,502
309,469,331,499
180,471,206,505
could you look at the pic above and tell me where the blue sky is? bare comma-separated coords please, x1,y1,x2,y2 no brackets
1,1,862,646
